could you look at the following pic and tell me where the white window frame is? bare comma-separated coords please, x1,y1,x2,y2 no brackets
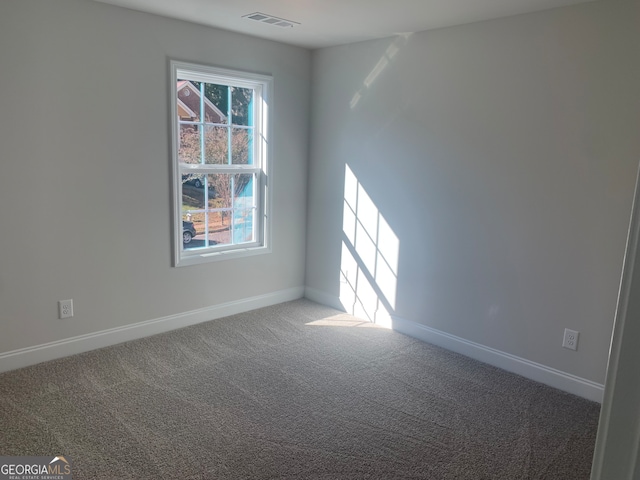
170,60,272,267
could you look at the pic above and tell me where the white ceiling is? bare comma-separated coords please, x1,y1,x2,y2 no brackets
92,0,595,49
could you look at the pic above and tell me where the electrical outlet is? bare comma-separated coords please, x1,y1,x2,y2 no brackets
562,328,579,350
59,299,73,319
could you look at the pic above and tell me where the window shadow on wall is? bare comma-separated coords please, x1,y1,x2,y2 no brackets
340,164,399,327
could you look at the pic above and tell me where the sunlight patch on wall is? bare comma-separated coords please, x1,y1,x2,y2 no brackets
350,33,412,110
340,165,399,328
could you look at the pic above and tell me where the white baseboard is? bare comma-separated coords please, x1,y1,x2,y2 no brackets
304,287,346,311
0,287,305,374
305,289,604,403
392,316,604,403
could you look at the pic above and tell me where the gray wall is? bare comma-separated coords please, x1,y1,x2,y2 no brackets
0,0,310,353
306,0,640,384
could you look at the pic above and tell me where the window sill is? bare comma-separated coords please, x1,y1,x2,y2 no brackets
174,244,271,267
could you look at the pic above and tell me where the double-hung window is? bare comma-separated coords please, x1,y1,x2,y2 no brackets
170,61,271,266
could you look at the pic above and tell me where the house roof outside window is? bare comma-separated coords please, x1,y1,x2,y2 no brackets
177,80,226,123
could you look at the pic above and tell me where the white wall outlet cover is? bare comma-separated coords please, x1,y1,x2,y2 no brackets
563,328,579,351
59,299,74,319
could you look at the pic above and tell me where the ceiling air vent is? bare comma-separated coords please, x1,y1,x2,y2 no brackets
243,12,299,28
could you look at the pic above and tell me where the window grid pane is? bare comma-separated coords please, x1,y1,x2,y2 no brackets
180,173,257,250
178,79,256,168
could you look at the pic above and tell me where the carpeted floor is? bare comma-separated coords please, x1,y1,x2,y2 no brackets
0,299,599,479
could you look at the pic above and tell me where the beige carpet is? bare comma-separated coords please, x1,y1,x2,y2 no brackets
0,299,599,479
